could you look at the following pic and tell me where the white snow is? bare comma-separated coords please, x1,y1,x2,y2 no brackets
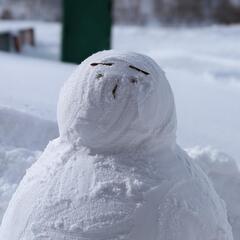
0,106,58,150
0,52,73,120
0,21,240,239
0,51,233,240
0,146,40,222
0,106,57,223
188,147,240,239
57,51,176,154
113,25,240,163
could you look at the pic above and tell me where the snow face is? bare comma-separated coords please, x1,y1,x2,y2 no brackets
0,51,233,240
58,50,176,154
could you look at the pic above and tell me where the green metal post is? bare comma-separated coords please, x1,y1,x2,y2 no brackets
62,0,112,64
0,32,11,52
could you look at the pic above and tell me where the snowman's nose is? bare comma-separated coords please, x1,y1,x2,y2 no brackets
112,83,118,99
95,72,140,102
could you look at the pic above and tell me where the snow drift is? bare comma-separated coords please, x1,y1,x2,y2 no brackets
0,51,233,240
0,105,57,223
0,106,58,151
188,147,240,240
0,146,40,222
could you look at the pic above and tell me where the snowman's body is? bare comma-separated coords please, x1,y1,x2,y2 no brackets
0,51,233,240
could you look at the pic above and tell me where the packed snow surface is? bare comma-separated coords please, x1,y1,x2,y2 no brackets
0,51,233,240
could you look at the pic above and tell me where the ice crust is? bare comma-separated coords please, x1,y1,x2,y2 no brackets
0,51,233,240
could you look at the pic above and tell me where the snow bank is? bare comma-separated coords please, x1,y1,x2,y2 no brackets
0,106,58,150
0,106,57,223
188,147,240,240
0,51,74,120
0,146,40,223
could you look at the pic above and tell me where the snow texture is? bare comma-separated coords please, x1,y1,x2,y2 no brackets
0,146,40,222
0,51,233,240
0,50,73,120
188,147,240,240
57,51,176,154
0,106,56,224
0,106,58,150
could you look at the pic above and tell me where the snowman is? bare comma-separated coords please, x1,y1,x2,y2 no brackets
0,51,233,240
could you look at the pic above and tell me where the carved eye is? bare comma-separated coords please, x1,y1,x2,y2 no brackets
91,63,114,66
130,77,138,84
129,65,150,75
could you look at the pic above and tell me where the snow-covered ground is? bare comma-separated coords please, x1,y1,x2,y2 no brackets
0,52,73,120
0,21,240,238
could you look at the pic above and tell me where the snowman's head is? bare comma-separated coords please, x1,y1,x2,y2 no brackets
58,50,177,154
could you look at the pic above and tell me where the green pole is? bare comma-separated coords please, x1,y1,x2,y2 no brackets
0,32,11,52
62,0,112,64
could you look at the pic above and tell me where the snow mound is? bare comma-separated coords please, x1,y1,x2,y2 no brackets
58,50,176,154
0,106,58,151
188,147,240,240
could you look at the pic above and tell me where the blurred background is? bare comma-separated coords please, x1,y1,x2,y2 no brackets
1,0,240,24
0,1,240,238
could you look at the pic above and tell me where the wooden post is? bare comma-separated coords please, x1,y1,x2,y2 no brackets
62,0,112,64
19,28,35,47
13,35,21,52
28,28,35,46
